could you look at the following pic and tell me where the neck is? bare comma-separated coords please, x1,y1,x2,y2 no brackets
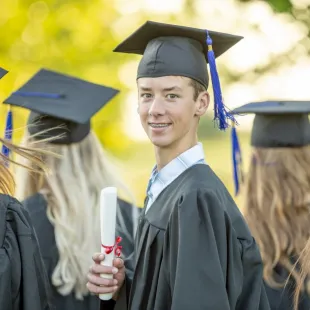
154,136,198,171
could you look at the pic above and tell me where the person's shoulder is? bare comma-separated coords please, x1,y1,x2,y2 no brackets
178,165,233,205
0,194,24,237
22,192,46,206
180,164,229,193
21,193,53,236
117,197,133,209
177,166,253,240
22,192,47,214
0,193,30,227
0,193,23,210
0,193,34,241
117,197,141,217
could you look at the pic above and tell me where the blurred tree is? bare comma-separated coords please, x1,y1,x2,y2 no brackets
239,0,293,13
1,0,308,205
0,0,133,154
234,0,310,76
0,0,236,157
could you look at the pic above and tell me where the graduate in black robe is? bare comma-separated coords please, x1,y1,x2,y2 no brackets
124,164,269,310
0,66,53,310
86,21,270,310
3,69,140,310
22,193,137,310
231,101,310,309
0,194,53,310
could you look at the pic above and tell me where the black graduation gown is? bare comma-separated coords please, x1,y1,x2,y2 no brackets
111,164,270,310
0,194,53,310
264,265,310,310
22,192,139,310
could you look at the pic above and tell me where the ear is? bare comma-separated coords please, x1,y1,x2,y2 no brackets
195,91,210,117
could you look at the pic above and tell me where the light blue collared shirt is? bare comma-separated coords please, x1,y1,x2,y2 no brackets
145,143,206,212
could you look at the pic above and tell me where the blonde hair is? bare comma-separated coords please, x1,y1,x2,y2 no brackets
0,137,50,195
295,239,310,309
243,146,310,290
15,130,138,300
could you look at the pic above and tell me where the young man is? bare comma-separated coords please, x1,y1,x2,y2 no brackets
87,21,270,310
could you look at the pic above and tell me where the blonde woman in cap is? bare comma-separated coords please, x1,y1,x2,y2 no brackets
232,100,310,309
0,66,54,310
6,69,139,310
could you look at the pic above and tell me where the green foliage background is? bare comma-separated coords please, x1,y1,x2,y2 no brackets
0,0,308,207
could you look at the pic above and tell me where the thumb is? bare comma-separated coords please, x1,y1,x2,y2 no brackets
113,258,124,269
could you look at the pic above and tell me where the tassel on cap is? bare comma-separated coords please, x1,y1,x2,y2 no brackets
1,92,63,158
231,121,244,195
206,31,237,130
2,106,13,159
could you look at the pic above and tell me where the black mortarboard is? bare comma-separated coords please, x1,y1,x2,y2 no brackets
230,100,310,196
3,68,119,144
0,67,8,79
114,20,243,130
233,100,310,148
1,68,11,160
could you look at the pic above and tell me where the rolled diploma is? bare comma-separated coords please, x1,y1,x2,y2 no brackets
99,187,118,300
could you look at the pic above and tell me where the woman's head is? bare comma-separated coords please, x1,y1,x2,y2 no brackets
15,129,137,299
243,145,310,288
16,129,128,200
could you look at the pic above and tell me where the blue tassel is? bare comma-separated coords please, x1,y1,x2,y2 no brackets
231,124,244,196
13,91,64,99
2,107,13,159
206,31,236,130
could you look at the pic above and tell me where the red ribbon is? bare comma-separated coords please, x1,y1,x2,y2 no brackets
101,236,122,257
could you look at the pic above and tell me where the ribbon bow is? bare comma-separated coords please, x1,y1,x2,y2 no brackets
101,236,122,257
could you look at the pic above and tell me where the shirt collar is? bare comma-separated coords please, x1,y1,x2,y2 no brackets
150,142,205,188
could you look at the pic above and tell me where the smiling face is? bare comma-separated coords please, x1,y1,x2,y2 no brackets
137,76,209,152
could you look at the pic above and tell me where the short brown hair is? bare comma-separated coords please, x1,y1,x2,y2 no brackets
189,78,207,101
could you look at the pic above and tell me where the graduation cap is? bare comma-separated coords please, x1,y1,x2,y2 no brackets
231,100,310,195
0,67,8,79
114,20,243,130
0,68,11,159
3,68,120,144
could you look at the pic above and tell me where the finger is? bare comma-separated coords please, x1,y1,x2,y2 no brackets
86,282,118,295
92,253,105,263
87,273,118,287
90,264,119,275
113,258,124,268
114,273,125,283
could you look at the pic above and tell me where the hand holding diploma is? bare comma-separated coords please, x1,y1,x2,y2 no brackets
86,253,125,300
86,187,126,300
